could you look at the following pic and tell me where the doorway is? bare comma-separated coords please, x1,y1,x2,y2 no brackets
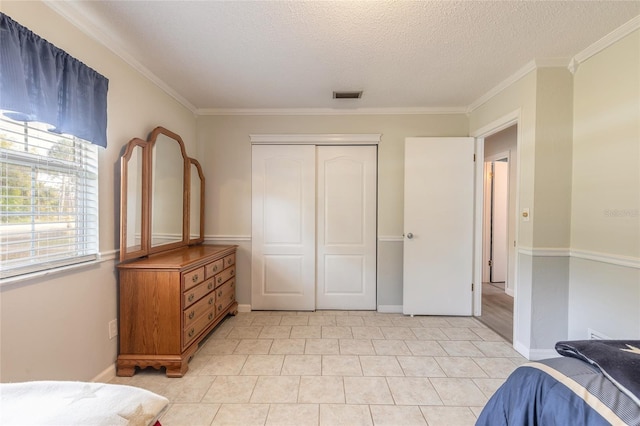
478,125,517,342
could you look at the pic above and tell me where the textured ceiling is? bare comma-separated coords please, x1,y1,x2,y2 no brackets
54,1,640,112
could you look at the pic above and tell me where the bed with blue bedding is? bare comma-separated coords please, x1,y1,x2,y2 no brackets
476,340,640,426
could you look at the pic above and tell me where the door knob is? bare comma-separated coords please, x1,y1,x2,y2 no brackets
406,232,414,239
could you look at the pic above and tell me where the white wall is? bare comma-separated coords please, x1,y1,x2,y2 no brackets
568,28,640,340
196,114,469,309
0,2,197,382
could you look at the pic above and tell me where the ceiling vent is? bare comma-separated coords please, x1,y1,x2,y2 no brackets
333,91,363,99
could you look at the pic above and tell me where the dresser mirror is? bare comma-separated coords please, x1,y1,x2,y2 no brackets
120,127,204,261
120,140,148,260
149,129,187,250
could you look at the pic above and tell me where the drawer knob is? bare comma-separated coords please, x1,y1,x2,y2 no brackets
188,328,195,337
188,311,195,320
231,282,235,288
213,265,218,272
208,312,214,320
217,277,222,284
218,304,222,311
208,282,213,290
188,294,195,302
218,290,222,297
230,268,235,276
192,274,199,282
209,297,214,305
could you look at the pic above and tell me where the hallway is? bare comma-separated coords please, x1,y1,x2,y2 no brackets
478,282,513,343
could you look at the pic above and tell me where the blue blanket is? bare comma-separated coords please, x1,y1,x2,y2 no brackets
476,357,640,425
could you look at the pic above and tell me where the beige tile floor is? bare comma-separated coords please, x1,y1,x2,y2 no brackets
110,311,526,426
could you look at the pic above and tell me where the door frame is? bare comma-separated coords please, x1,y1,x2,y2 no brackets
471,110,521,345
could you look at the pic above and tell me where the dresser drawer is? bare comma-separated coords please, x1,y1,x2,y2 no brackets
183,278,215,308
183,266,205,291
214,266,235,288
216,278,235,315
183,292,216,327
205,259,224,279
183,307,215,348
223,253,235,269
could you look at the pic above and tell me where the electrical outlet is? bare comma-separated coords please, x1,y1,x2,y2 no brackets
108,319,118,339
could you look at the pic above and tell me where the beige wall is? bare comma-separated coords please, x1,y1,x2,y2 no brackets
568,29,640,340
571,30,640,257
532,68,574,249
0,2,197,381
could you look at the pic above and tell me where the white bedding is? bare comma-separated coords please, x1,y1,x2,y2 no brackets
0,381,169,426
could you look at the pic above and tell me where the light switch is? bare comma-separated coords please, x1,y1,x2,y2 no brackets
522,208,530,221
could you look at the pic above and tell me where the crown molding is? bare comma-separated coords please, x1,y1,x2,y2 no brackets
466,60,537,114
569,15,640,75
466,57,570,114
43,1,197,114
197,106,467,116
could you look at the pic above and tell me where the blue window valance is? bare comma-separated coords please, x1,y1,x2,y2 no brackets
0,13,109,147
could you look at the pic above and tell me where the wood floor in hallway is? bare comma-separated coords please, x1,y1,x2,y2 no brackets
478,282,513,343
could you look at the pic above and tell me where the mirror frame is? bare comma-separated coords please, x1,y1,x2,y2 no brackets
188,158,205,245
119,126,205,261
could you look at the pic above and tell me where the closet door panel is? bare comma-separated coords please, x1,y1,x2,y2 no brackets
316,146,377,310
251,145,315,310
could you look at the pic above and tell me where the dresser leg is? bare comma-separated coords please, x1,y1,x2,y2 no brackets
116,365,135,377
165,363,188,378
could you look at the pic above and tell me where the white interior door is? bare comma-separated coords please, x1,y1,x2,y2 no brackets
490,160,508,283
316,146,377,310
251,145,316,310
403,137,474,316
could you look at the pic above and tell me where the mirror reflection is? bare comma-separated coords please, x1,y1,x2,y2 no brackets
151,132,186,248
126,145,144,251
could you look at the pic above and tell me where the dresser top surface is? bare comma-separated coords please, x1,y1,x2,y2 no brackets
117,244,236,270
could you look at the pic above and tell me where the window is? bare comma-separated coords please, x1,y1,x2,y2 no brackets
0,116,99,280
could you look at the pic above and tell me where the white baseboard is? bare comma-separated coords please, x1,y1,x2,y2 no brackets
513,340,559,361
513,340,530,359
92,363,116,383
237,304,252,312
377,305,403,313
505,287,514,297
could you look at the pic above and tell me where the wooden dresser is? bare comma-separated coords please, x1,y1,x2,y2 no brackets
117,244,237,377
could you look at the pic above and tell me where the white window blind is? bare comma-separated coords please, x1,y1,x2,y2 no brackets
1,116,99,279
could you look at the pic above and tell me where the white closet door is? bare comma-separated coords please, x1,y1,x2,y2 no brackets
251,145,316,310
316,146,377,310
